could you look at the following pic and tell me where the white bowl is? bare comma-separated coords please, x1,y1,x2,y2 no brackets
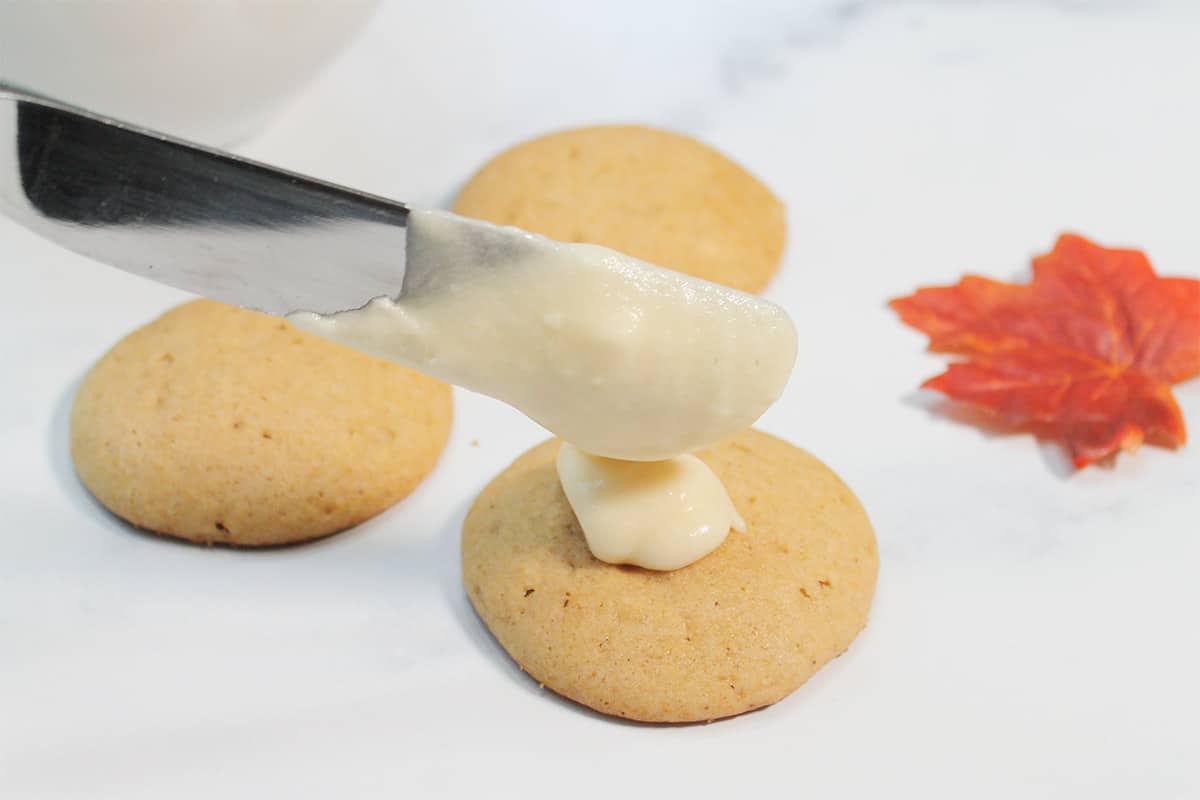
0,0,380,145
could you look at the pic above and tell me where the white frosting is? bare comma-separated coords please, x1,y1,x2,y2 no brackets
290,209,797,462
556,443,745,571
291,209,794,569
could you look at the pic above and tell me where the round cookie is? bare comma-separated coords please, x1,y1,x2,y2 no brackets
462,429,877,723
71,299,453,546
452,125,786,293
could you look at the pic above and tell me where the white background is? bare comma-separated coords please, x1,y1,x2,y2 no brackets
2,2,1198,797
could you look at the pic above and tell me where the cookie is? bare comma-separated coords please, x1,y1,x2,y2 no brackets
70,299,453,546
461,429,877,723
452,125,786,293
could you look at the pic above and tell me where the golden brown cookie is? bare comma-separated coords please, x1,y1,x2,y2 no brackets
452,125,786,293
70,299,453,546
462,429,877,723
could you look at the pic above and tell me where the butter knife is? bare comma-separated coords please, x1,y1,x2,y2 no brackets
0,89,516,315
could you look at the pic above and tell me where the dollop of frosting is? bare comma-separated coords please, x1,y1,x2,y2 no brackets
290,209,792,570
555,443,745,571
289,209,796,462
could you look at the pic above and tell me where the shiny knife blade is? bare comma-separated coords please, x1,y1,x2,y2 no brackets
0,89,411,316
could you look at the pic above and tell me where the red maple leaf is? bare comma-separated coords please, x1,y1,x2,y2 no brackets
890,234,1200,468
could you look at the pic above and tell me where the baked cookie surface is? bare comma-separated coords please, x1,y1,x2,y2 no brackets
452,125,786,293
461,429,877,722
70,299,453,546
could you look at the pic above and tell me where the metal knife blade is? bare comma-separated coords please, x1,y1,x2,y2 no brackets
0,89,411,316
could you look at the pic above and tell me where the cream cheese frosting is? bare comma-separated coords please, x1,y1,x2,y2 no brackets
290,209,795,569
556,443,745,571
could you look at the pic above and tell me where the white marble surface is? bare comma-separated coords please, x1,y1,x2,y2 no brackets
2,2,1198,797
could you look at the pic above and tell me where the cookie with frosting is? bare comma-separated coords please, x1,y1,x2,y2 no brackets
461,429,877,722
